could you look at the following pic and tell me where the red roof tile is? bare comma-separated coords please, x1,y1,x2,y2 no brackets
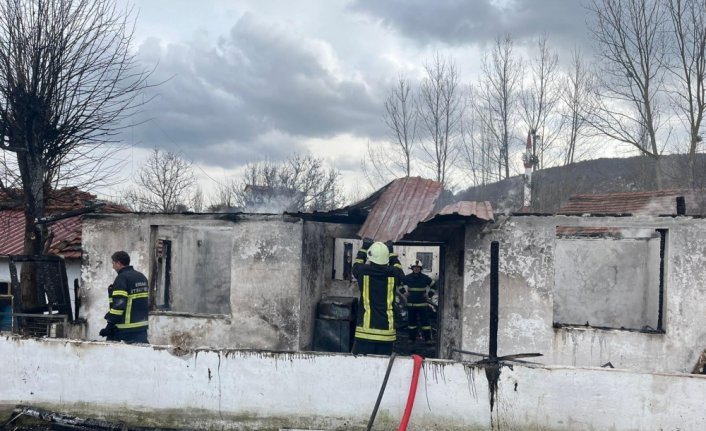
558,189,702,215
0,210,82,259
0,187,128,259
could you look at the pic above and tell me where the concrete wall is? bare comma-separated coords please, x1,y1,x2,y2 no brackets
439,224,466,359
2,335,706,431
81,214,305,351
300,221,328,350
461,214,706,373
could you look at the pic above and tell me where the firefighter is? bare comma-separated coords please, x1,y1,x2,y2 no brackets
401,260,436,344
99,251,149,344
351,239,404,356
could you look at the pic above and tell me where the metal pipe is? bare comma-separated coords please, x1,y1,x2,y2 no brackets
489,241,499,360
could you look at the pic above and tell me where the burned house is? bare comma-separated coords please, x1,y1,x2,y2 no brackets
72,178,706,374
5,180,706,430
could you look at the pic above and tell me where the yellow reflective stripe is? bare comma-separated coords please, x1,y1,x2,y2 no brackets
421,326,432,330
386,277,394,330
355,326,396,341
408,288,427,292
119,291,149,325
355,259,365,263
125,294,132,325
109,309,124,315
116,321,148,329
112,290,128,297
363,275,370,329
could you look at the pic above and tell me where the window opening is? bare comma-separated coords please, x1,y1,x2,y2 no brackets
150,226,231,315
554,226,665,333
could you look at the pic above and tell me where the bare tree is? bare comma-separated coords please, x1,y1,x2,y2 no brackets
209,177,240,211
478,35,523,180
384,76,417,177
417,54,464,188
191,185,204,213
214,154,343,213
363,76,419,188
123,149,195,212
561,48,598,165
0,0,151,309
459,85,496,186
520,36,562,169
587,0,669,158
361,140,402,190
665,0,706,184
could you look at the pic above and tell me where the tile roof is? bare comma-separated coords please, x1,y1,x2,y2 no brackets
0,210,82,258
558,189,702,216
0,188,129,259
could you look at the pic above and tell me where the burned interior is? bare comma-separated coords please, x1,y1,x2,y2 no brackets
149,225,232,315
554,225,666,332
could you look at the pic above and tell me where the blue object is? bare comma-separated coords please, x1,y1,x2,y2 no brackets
0,304,12,331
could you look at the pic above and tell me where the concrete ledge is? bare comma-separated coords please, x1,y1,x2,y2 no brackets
2,335,705,430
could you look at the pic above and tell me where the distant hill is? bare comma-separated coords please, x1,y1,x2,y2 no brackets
455,154,706,214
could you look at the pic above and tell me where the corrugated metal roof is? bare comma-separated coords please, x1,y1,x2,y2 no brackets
0,210,82,258
558,189,701,215
425,201,494,222
357,177,443,242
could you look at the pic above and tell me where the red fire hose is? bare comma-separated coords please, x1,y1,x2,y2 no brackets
398,354,423,431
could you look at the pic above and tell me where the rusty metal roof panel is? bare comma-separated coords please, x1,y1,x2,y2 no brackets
357,177,443,242
426,201,494,222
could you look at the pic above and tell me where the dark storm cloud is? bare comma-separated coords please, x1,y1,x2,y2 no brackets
126,12,384,168
349,0,592,50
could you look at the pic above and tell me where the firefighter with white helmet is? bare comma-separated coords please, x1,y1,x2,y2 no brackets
351,238,404,355
401,259,436,344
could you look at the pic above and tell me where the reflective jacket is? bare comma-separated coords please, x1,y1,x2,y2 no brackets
403,272,434,306
352,248,404,343
105,266,149,333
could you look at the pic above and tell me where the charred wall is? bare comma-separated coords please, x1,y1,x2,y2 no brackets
461,214,706,373
81,213,305,351
439,223,466,359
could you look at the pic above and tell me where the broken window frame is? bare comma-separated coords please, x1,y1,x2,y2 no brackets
553,226,667,334
148,225,233,317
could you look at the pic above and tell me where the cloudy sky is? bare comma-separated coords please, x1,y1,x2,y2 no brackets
117,0,594,201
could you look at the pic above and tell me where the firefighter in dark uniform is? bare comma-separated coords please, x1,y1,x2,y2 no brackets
99,251,149,344
351,239,404,356
401,260,436,344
